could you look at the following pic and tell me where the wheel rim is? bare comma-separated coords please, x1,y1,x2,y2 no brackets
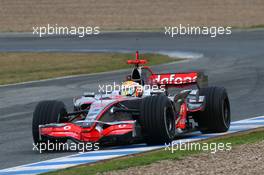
223,99,230,127
164,106,174,137
58,108,67,122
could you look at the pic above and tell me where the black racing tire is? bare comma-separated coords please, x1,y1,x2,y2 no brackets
195,87,231,133
140,95,175,145
32,100,68,145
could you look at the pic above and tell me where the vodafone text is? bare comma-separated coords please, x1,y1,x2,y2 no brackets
153,74,197,85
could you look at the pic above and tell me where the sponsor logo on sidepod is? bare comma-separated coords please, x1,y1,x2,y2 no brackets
154,74,197,84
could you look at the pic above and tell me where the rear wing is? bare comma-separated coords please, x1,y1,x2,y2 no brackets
149,72,208,88
125,51,208,88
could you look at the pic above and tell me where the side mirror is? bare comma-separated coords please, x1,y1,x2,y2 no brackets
109,106,118,114
83,92,95,97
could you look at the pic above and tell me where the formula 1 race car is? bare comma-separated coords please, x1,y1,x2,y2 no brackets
32,51,231,147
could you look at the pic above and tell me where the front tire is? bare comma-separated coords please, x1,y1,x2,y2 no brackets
32,100,68,146
195,87,231,133
140,95,175,145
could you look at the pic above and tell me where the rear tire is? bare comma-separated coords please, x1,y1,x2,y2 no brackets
32,100,68,146
195,87,231,133
140,95,175,145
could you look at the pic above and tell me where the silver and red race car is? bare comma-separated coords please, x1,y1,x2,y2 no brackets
32,51,230,147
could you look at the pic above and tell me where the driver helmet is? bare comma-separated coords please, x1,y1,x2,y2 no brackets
121,81,143,97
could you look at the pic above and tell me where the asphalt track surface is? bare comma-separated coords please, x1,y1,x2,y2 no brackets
0,30,264,169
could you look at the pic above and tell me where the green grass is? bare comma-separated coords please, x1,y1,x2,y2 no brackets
248,24,264,29
45,128,264,175
232,24,264,29
0,52,176,85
